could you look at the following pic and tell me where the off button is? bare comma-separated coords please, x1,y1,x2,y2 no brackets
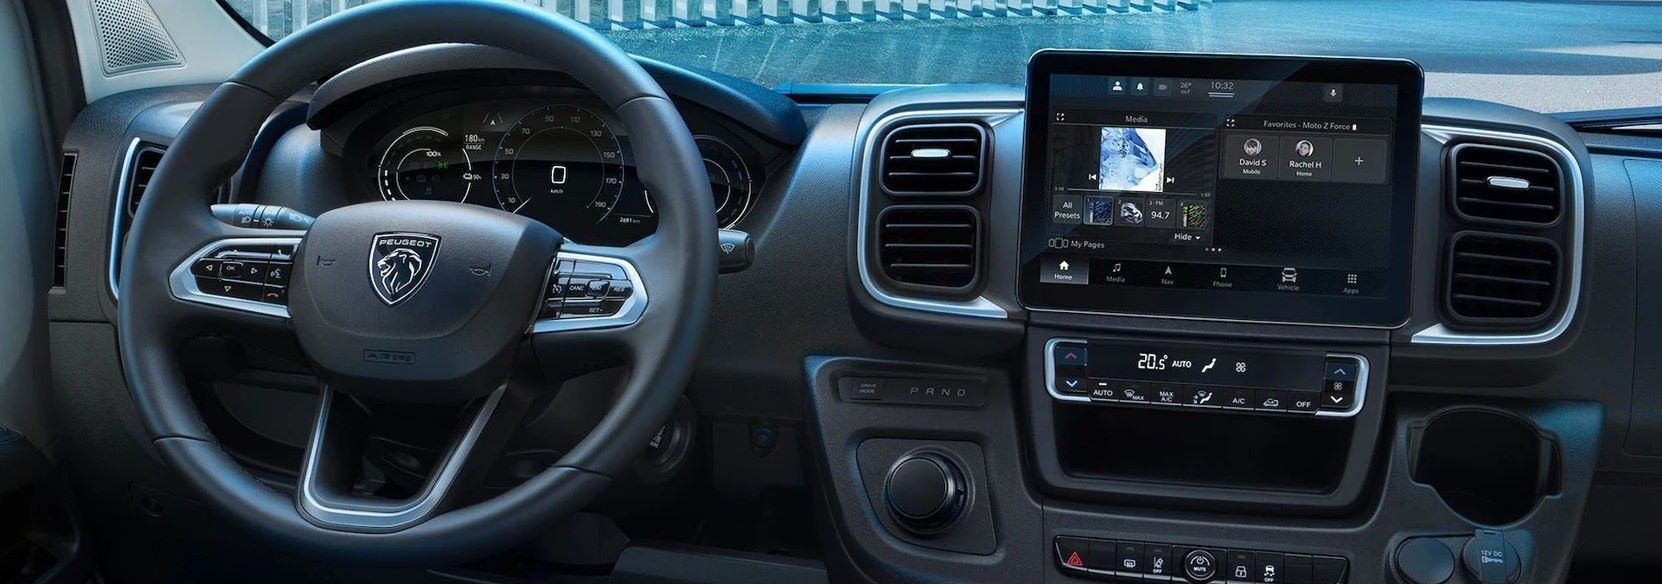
1184,549,1219,582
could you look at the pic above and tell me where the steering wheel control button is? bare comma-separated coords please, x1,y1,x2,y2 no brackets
181,241,301,307
1183,548,1220,582
190,259,222,278
883,453,967,533
539,255,638,321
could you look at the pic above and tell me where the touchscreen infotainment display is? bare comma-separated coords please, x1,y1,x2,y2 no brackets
1019,51,1422,327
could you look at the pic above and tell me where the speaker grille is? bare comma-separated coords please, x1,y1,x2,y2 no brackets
89,0,184,75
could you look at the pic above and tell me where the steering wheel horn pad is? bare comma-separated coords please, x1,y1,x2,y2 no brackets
289,200,559,402
115,0,716,566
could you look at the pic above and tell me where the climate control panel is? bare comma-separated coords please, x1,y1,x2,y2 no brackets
1046,338,1365,417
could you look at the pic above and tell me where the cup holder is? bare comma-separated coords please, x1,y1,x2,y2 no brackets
1410,408,1560,526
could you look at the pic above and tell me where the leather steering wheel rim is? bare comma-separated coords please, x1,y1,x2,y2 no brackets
116,0,715,565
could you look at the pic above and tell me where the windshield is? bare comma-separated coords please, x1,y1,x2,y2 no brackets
223,0,1662,113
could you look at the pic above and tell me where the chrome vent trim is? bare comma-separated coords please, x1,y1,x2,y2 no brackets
855,109,1014,320
1413,125,1585,346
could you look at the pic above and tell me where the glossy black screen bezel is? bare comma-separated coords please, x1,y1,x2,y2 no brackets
1018,50,1424,328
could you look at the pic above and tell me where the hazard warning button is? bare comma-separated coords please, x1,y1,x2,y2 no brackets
1056,536,1094,574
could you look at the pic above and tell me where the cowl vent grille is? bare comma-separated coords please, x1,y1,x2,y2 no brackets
877,206,979,290
1450,143,1562,225
879,123,986,196
1445,232,1560,325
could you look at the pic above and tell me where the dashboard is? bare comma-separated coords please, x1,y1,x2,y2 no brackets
45,42,1662,584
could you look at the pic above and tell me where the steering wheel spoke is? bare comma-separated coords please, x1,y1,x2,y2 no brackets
297,380,535,533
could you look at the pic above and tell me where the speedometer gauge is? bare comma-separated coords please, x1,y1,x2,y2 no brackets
696,136,755,228
378,126,478,203
491,104,626,221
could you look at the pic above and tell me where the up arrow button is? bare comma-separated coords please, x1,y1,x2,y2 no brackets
1324,359,1359,382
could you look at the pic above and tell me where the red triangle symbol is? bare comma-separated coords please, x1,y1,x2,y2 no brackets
1065,551,1084,567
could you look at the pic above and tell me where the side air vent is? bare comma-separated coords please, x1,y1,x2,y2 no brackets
126,146,164,216
1445,232,1560,326
54,153,77,288
877,205,980,290
1450,143,1563,226
879,123,986,196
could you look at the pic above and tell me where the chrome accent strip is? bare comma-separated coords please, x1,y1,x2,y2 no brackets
1413,124,1586,346
1042,338,1367,418
297,386,505,531
108,137,143,299
855,108,1015,320
1487,176,1531,190
167,237,300,319
530,250,648,333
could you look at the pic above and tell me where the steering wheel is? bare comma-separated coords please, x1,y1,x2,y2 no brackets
116,0,715,565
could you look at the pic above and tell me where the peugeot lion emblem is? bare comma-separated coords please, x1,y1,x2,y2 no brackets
369,232,441,306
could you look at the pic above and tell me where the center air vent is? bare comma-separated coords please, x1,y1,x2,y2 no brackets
879,123,986,196
877,206,980,290
1445,232,1560,326
1450,143,1562,225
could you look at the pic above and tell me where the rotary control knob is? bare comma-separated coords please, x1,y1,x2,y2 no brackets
883,452,967,533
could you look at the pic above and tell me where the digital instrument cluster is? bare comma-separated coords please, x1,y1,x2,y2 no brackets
366,97,760,245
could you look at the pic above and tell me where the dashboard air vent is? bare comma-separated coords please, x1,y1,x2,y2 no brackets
1450,143,1562,225
879,123,986,196
54,153,76,288
1445,232,1560,325
877,205,980,290
126,146,165,216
